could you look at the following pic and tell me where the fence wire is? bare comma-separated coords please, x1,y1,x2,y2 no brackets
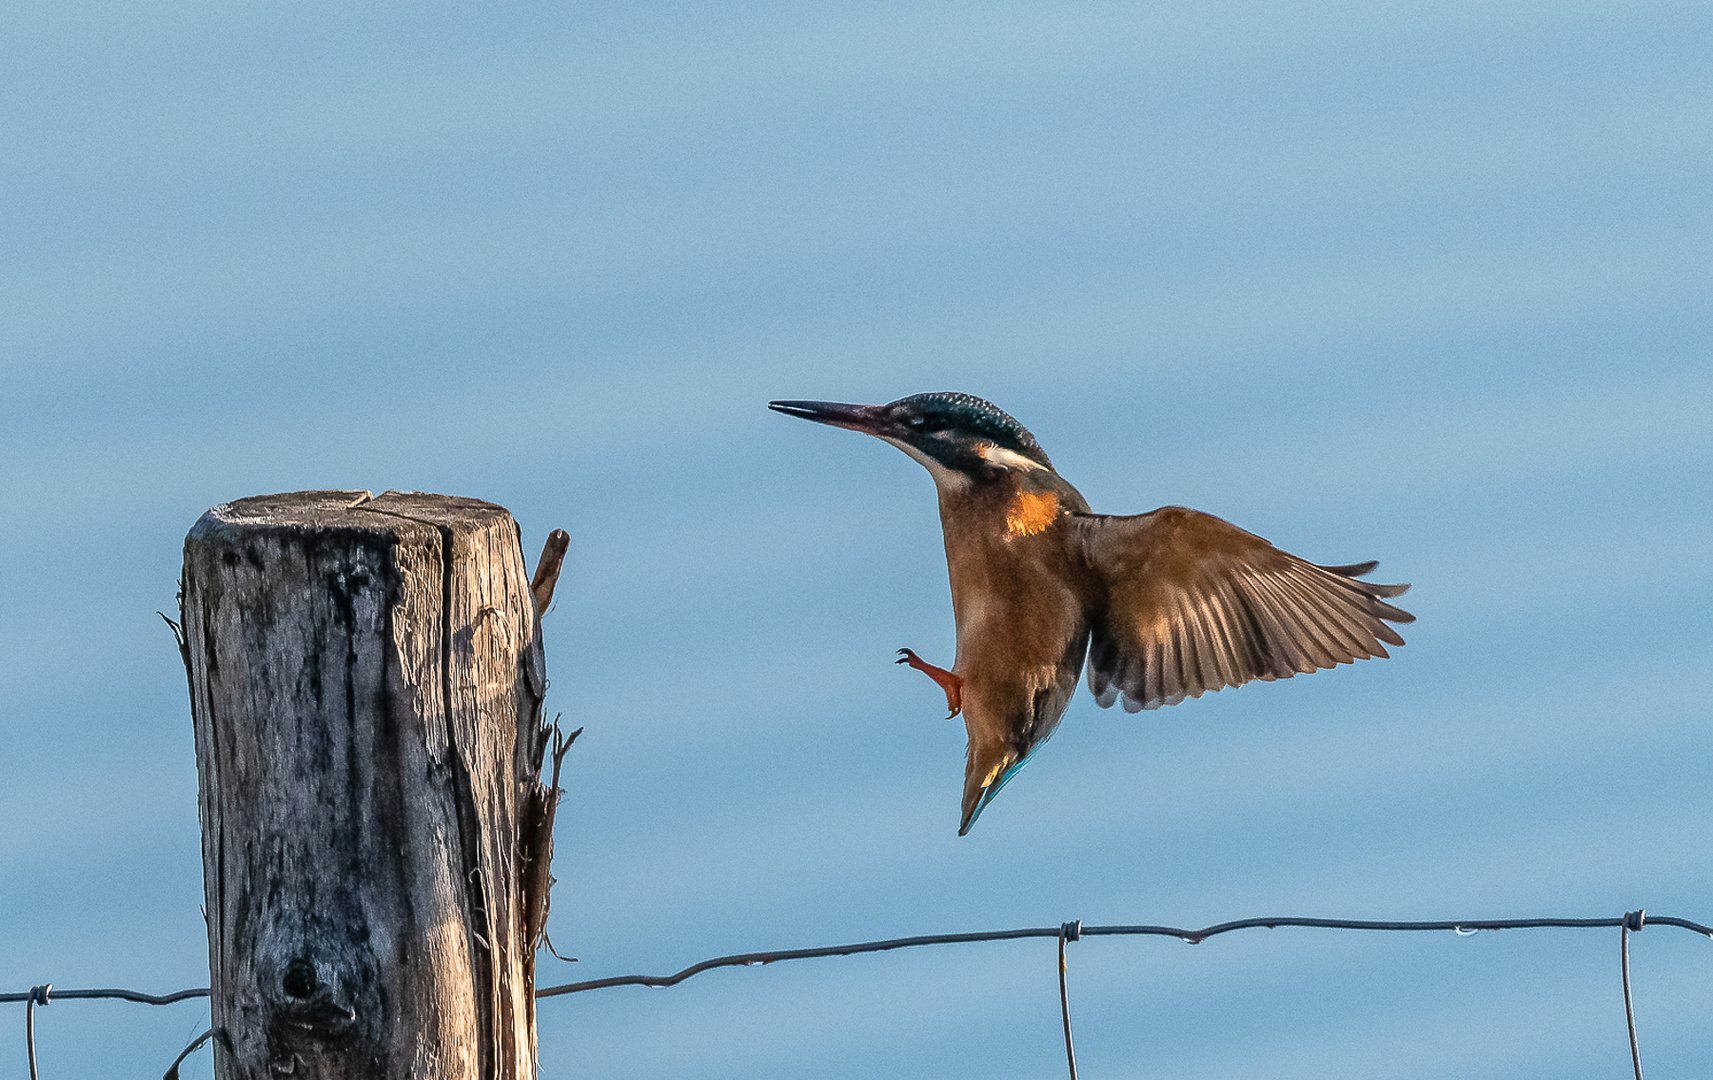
9,910,1708,1079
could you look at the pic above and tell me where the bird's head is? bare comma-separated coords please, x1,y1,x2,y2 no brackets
769,392,1055,491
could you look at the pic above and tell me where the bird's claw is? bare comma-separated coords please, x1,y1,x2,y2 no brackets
896,648,963,719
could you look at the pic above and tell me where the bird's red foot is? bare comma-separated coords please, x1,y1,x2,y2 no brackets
896,648,963,719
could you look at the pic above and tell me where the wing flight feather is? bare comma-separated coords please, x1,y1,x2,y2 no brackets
1075,507,1413,712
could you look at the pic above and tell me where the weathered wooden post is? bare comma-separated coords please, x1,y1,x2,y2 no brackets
177,491,569,1079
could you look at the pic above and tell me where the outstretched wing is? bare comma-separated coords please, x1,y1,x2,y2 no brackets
1074,507,1412,712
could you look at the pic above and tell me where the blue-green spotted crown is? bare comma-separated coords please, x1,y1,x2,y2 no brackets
886,392,1053,469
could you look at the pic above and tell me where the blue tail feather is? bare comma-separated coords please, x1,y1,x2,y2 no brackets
962,754,1034,833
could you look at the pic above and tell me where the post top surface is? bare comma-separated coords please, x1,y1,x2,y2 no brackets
191,490,515,539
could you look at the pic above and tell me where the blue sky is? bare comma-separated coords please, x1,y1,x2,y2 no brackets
3,1,1710,1076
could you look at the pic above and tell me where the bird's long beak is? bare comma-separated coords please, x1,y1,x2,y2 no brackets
768,399,891,436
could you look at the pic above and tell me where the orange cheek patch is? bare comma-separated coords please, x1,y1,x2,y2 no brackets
1006,491,1059,537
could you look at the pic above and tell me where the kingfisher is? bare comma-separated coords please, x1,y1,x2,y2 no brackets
770,392,1413,835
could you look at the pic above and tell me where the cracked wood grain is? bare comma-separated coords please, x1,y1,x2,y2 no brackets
181,491,559,1079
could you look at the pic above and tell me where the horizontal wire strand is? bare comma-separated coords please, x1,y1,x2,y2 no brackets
0,987,211,1006
535,913,1713,997
6,912,1709,1005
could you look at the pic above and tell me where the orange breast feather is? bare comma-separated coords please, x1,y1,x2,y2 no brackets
1005,491,1059,538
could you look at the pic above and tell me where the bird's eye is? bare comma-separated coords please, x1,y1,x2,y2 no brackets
908,415,927,429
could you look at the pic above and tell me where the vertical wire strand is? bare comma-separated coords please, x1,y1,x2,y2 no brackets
25,986,43,1080
163,1027,218,1080
1622,912,1644,1080
1058,923,1079,1080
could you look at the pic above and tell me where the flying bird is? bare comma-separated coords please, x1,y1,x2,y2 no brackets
770,392,1413,835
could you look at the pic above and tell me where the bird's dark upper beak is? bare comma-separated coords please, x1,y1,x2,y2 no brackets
768,399,893,436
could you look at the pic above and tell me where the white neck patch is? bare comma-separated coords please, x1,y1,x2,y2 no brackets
979,443,1048,472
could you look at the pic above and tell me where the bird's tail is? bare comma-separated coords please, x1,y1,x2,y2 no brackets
958,752,1033,836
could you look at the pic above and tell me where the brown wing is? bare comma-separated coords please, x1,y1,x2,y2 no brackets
1074,507,1413,712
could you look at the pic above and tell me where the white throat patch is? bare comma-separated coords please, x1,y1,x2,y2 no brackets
880,436,972,492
